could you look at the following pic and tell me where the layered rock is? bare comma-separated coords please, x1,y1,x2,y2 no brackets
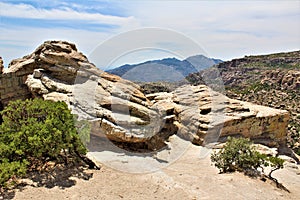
187,51,299,152
26,69,161,145
5,40,87,83
149,85,289,146
0,41,89,105
0,41,290,149
10,41,159,145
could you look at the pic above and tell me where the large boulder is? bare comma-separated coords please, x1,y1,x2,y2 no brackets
2,41,290,149
5,40,88,83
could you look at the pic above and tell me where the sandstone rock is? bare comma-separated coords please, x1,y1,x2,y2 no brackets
253,144,278,157
152,85,289,147
278,155,297,164
0,41,290,149
26,74,49,96
6,40,88,84
0,56,3,73
43,92,72,105
33,69,43,79
3,41,160,145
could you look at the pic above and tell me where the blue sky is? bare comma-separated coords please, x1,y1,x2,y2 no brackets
0,0,299,68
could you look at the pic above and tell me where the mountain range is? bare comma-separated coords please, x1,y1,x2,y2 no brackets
106,55,222,82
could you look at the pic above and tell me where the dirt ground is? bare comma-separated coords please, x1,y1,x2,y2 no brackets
9,137,300,200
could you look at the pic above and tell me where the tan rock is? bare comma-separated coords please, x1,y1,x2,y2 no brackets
25,75,49,96
0,40,290,149
0,56,3,73
43,92,71,105
253,144,278,156
262,69,300,90
153,84,289,147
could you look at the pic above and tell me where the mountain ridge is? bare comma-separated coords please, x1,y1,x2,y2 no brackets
106,55,222,82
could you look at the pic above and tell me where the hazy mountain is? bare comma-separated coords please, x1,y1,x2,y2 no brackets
106,55,222,82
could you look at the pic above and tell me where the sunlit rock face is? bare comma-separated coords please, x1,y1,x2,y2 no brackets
0,41,289,149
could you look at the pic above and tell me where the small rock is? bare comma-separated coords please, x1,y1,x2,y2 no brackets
278,155,297,163
33,69,43,79
253,144,278,156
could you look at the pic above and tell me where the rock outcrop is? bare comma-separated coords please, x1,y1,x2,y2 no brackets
0,41,290,149
261,69,300,90
149,85,289,146
0,57,3,73
187,50,300,152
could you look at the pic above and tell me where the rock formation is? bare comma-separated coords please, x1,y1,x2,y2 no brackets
0,41,290,149
148,85,289,147
0,57,3,73
187,51,300,152
261,69,300,90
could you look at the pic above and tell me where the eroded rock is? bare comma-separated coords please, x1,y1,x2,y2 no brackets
151,85,289,147
0,41,290,149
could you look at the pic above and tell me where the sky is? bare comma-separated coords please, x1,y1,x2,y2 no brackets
0,0,299,69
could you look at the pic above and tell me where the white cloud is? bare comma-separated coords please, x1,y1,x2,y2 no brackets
0,1,140,66
0,1,299,66
0,26,112,66
0,2,136,26
124,1,300,60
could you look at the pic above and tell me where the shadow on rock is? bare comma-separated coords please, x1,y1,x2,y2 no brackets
278,143,300,164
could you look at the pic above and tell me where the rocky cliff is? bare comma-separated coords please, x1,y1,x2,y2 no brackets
0,41,290,149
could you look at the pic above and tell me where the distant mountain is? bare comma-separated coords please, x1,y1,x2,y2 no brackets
185,55,223,71
106,55,222,82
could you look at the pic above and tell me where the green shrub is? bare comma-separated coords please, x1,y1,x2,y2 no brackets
0,99,87,188
0,159,28,188
211,137,284,178
211,137,263,173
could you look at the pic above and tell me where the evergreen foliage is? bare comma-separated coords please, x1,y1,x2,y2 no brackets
211,137,284,178
0,99,87,188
